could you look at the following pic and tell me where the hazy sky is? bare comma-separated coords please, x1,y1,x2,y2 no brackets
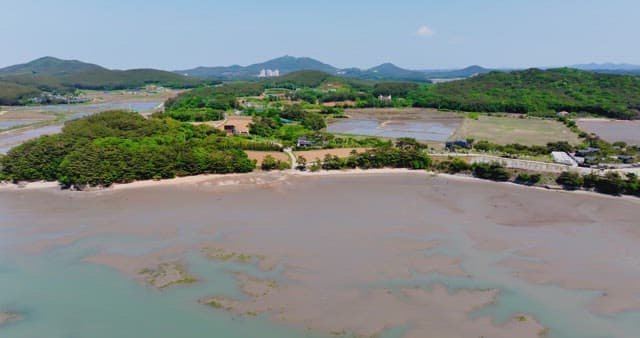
2,0,639,70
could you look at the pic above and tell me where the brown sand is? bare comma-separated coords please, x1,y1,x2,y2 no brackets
293,147,368,160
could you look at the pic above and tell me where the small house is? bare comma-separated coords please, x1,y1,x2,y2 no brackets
378,94,392,102
223,125,236,135
575,147,600,157
618,155,635,163
445,140,470,150
297,137,313,148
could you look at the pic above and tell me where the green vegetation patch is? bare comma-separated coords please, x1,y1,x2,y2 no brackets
411,68,640,119
0,111,262,188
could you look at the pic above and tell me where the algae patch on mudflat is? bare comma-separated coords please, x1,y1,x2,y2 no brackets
139,262,198,289
200,272,280,317
0,312,23,326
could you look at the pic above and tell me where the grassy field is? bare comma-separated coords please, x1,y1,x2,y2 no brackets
450,115,580,146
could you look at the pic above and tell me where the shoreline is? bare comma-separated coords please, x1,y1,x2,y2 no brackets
1,168,638,203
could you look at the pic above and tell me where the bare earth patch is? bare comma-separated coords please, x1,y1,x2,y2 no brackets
294,148,368,160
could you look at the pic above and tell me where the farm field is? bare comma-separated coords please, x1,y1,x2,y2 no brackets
450,115,580,146
294,148,368,161
577,119,640,145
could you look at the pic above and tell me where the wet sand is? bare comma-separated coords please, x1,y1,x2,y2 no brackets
1,172,639,337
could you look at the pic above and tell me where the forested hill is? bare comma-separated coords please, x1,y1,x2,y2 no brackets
0,57,208,105
411,68,640,119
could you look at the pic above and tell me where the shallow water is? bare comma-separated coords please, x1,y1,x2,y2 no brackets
5,101,161,115
327,118,459,141
0,174,639,337
0,120,44,130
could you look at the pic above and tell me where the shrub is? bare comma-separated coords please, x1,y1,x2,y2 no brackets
556,171,583,190
516,172,541,185
593,172,625,195
471,162,511,181
261,155,289,171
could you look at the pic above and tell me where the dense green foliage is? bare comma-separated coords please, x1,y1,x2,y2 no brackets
515,172,542,185
557,171,639,196
436,157,472,174
470,162,511,181
471,140,574,157
309,147,432,171
556,172,584,190
0,111,273,188
260,155,290,171
162,82,265,121
410,68,640,119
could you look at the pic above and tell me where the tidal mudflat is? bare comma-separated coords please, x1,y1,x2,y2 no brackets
1,172,639,337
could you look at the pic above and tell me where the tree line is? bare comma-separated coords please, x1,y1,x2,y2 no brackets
0,111,279,188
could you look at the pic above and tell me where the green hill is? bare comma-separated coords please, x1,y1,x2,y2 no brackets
0,57,208,105
0,56,106,77
412,68,640,119
0,81,43,105
266,70,343,88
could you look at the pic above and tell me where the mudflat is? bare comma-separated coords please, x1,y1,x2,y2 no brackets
1,172,639,337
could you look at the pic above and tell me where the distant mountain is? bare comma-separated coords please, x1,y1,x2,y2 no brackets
340,63,429,82
177,56,431,82
422,65,494,79
571,63,640,71
569,63,640,76
176,56,505,83
176,56,339,80
0,56,106,77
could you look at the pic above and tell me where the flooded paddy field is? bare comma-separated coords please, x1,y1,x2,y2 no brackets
1,172,639,338
577,119,640,145
327,108,462,142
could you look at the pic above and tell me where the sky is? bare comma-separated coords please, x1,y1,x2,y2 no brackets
1,0,640,70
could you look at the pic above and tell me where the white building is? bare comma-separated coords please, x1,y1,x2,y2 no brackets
258,69,280,78
552,151,578,167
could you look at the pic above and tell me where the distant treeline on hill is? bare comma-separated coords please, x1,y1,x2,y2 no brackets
409,68,640,119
